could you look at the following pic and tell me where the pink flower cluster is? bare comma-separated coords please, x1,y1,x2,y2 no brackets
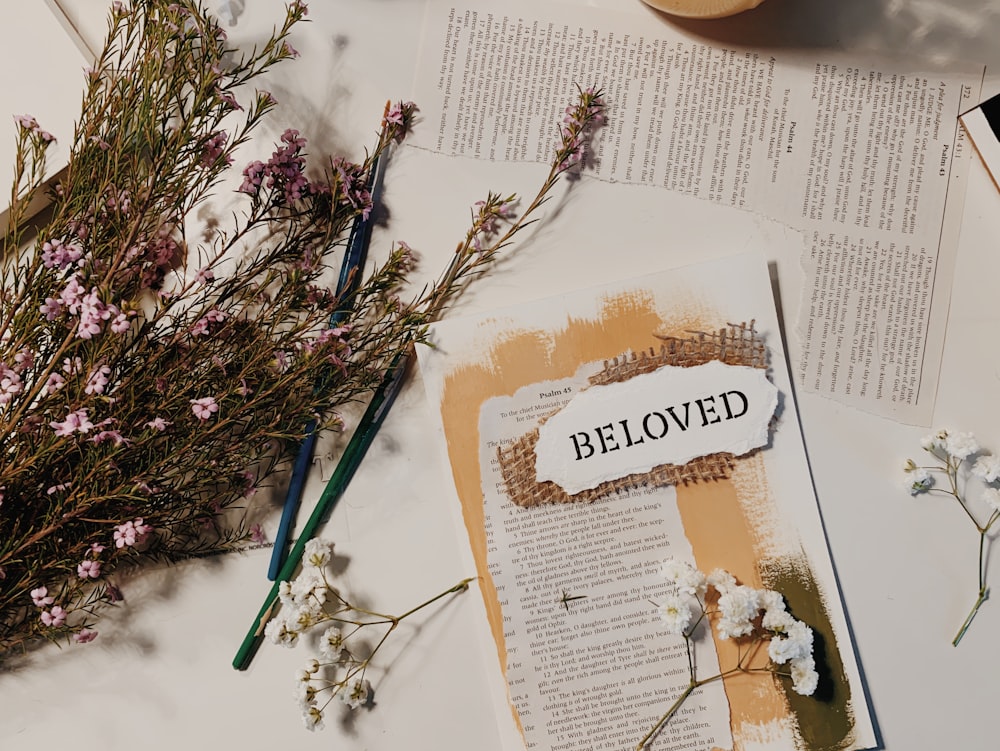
331,157,372,220
84,364,111,395
200,130,231,167
114,518,152,549
190,308,226,336
40,274,128,340
15,114,55,143
41,237,84,270
30,584,98,642
557,86,605,170
50,408,95,437
190,396,219,420
239,128,314,204
77,542,106,580
0,364,23,406
30,586,67,628
314,325,352,371
381,100,416,143
90,423,126,446
77,559,101,578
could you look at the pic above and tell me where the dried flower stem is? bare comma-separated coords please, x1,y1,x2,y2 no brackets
904,429,1000,645
639,561,820,749
0,0,604,663
938,457,996,646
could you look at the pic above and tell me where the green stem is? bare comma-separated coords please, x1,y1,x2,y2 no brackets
636,682,696,750
953,588,987,647
953,529,989,646
346,578,473,625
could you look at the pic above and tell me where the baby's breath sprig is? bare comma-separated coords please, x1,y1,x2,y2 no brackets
638,559,819,750
266,537,471,731
902,428,1000,645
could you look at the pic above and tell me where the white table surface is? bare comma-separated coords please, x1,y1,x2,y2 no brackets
5,1,1000,749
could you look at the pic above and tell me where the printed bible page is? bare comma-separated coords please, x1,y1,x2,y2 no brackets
409,0,984,425
417,252,877,751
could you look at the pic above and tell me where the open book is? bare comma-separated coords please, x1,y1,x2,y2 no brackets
417,252,876,750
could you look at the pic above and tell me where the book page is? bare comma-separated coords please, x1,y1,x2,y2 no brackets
417,252,877,751
478,374,733,750
410,0,983,424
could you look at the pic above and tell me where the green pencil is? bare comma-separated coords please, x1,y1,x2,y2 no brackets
232,350,409,670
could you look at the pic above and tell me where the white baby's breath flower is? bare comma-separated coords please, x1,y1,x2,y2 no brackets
759,589,785,613
302,705,325,731
294,657,320,683
717,585,760,625
292,681,316,713
903,463,933,495
661,558,706,596
264,613,300,647
972,454,1000,483
292,604,323,630
921,428,949,452
304,537,333,569
982,487,1000,513
716,617,755,640
706,568,737,594
944,431,979,461
768,620,813,664
658,593,693,636
319,625,345,661
715,584,761,640
290,568,327,609
790,655,819,695
340,676,371,709
762,606,796,634
277,579,295,605
292,680,317,710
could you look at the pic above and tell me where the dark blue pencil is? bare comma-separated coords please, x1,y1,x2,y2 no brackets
266,146,390,580
235,348,409,669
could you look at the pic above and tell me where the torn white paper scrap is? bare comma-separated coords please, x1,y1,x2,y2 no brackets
534,360,778,494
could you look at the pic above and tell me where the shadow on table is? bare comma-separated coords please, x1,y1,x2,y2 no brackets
648,0,1000,73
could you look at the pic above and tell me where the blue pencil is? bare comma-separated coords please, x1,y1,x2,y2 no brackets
235,348,410,669
266,146,390,580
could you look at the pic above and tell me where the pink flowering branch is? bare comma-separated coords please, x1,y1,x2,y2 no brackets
0,1,604,664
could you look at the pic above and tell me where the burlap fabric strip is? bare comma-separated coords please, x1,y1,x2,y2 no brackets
498,321,767,507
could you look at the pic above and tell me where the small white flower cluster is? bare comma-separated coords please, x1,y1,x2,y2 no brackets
919,427,979,460
262,537,374,731
902,428,1000,644
659,558,819,696
264,538,334,648
904,428,983,495
905,427,1000,510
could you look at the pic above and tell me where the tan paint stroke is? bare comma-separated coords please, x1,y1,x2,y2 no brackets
436,290,801,747
676,480,790,743
438,292,666,658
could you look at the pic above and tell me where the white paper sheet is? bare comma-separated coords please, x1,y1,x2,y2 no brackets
417,251,877,751
410,0,983,424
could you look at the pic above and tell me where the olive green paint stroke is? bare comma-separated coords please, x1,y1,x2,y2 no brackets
763,556,856,751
